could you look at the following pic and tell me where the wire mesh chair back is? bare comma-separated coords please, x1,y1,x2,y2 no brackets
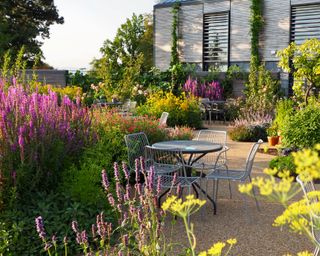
242,139,263,180
124,132,150,171
121,100,131,112
159,112,169,126
144,146,186,177
296,175,320,248
194,130,227,168
129,101,137,111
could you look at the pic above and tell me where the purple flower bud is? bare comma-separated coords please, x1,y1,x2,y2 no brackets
115,182,123,202
107,193,115,207
63,236,68,244
35,216,46,240
71,221,78,233
135,159,140,183
51,235,57,245
81,230,88,246
137,209,143,223
124,184,130,201
122,234,129,246
91,224,96,238
157,176,162,196
114,162,120,182
101,169,109,191
122,162,130,180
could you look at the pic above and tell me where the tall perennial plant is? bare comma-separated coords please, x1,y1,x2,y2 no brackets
183,77,224,100
0,79,93,205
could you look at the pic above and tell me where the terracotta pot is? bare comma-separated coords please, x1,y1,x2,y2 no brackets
268,136,279,146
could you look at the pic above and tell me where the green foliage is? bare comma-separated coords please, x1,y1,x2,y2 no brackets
273,99,296,133
136,92,202,128
38,85,83,101
229,124,268,142
91,13,153,100
0,0,64,64
249,0,264,71
277,39,320,105
269,155,296,177
282,103,320,149
61,126,127,205
245,64,281,115
0,192,112,255
224,97,245,121
67,70,102,92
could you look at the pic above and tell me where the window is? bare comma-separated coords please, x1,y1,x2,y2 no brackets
291,4,320,44
203,12,229,71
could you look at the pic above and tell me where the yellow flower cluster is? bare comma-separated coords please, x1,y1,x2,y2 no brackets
285,251,313,256
239,168,299,205
293,145,320,182
198,239,237,256
162,195,206,218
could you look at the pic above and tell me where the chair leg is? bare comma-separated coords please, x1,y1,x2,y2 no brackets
314,246,320,256
214,180,219,202
225,166,232,199
249,175,260,211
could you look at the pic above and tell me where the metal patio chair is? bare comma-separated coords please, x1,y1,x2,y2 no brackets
159,112,169,126
124,132,150,172
144,146,203,207
206,139,263,209
193,130,231,198
297,175,320,256
199,98,211,123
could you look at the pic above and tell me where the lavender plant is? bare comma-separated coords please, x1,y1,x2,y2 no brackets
0,78,94,205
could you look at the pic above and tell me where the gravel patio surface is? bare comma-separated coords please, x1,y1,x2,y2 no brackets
163,123,314,256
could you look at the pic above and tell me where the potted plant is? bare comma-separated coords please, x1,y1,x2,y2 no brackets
267,124,279,146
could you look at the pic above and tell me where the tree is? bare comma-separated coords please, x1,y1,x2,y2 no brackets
0,0,64,65
277,39,320,105
91,13,153,100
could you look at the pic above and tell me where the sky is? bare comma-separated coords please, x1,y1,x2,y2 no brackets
41,0,155,70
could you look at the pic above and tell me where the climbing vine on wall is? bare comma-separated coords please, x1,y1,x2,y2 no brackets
170,2,180,67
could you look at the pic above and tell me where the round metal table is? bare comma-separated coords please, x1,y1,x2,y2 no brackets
152,140,222,165
152,140,223,214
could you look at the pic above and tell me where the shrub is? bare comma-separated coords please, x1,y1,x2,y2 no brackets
38,84,83,101
282,104,320,148
0,81,93,205
273,99,296,134
183,76,224,100
229,110,272,142
269,155,296,177
136,92,202,128
62,110,194,206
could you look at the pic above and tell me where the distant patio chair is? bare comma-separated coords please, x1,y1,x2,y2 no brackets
206,140,263,210
199,98,211,123
193,130,231,198
159,112,169,126
124,132,150,172
296,176,320,256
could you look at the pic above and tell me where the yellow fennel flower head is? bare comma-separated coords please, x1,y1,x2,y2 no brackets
297,251,313,256
198,252,208,256
162,196,177,211
259,179,273,196
264,168,278,176
208,242,226,255
238,183,253,194
227,238,237,245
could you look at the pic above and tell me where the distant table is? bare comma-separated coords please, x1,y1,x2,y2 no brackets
152,140,222,214
152,140,222,165
96,102,123,107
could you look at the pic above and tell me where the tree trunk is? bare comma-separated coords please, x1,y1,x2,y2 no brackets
305,83,313,105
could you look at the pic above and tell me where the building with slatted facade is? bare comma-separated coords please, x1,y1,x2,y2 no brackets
154,0,320,93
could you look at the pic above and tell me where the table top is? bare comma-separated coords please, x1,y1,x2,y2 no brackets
152,140,222,154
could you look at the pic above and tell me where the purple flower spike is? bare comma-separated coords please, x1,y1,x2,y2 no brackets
114,162,120,182
71,221,78,233
122,162,130,181
35,216,46,240
101,169,109,191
